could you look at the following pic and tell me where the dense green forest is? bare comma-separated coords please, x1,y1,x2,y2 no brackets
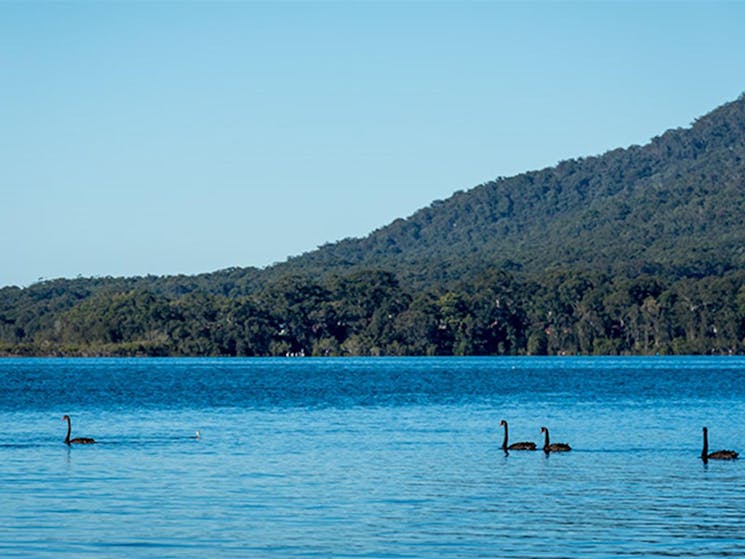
1,269,744,356
2,95,745,357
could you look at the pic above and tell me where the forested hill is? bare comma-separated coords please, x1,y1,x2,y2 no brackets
278,94,745,285
2,95,745,357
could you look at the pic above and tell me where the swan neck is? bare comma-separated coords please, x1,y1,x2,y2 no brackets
501,423,508,449
702,429,708,458
65,416,71,445
543,429,550,449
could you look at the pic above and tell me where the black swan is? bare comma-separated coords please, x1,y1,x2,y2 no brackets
701,427,738,462
540,426,571,453
62,415,95,445
500,420,536,450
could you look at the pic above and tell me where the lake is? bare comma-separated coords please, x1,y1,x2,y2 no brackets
1,356,744,558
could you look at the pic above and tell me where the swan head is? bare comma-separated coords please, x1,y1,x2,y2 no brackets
499,420,507,427
540,426,548,434
61,415,70,422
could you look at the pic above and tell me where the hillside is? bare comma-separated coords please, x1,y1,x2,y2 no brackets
2,95,744,357
277,94,745,285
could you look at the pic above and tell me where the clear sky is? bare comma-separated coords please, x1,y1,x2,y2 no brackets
2,1,745,288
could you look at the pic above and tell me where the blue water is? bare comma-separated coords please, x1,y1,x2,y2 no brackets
1,357,744,558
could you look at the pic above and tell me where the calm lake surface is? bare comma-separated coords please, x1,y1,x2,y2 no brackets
1,356,744,558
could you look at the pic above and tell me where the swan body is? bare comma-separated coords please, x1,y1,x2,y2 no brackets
541,426,571,453
500,420,536,450
62,415,95,445
701,427,738,462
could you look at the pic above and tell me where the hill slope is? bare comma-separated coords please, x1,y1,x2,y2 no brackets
277,94,745,285
2,95,745,357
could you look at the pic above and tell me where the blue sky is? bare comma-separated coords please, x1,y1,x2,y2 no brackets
2,1,745,288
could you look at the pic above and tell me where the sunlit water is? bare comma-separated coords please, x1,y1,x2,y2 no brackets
1,357,744,558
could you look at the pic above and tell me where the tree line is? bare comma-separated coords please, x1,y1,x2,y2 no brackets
3,97,744,357
2,268,743,357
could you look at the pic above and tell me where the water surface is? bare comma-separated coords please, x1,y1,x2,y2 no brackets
1,357,744,558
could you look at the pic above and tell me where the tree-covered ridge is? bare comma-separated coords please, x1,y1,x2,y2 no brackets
280,94,745,283
1,94,745,356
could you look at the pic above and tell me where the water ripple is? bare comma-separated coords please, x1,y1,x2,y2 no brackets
1,357,744,558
